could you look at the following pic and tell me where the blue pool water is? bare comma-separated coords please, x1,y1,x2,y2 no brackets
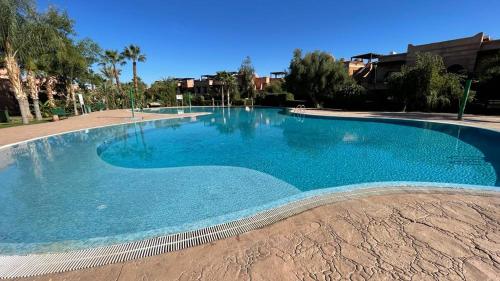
0,107,499,254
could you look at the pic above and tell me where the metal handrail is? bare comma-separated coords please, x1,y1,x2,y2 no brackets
293,105,306,122
295,104,306,113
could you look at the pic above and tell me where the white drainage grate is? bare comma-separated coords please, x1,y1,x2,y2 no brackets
0,186,496,279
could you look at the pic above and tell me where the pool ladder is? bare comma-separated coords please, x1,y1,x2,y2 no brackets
295,104,306,113
293,105,306,122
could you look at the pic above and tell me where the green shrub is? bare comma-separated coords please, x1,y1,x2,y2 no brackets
387,52,463,111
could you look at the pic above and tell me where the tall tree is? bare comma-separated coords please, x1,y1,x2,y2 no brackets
38,6,75,108
122,44,146,107
57,39,87,115
45,35,97,116
102,50,125,104
99,64,116,109
239,56,256,99
0,0,43,124
285,49,359,107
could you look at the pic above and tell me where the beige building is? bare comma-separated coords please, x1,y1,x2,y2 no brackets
175,78,195,93
254,76,270,91
350,32,500,89
188,72,285,95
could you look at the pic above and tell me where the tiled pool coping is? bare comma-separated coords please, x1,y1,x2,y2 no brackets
0,184,498,279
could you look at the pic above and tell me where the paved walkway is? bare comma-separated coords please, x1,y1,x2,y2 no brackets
0,109,206,147
297,109,500,131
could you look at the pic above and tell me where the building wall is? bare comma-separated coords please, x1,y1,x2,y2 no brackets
367,33,500,89
405,32,485,73
344,60,365,76
254,77,270,91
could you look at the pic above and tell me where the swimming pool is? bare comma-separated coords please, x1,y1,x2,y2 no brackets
0,107,499,255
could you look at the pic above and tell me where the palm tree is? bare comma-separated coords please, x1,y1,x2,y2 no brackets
102,50,125,102
216,71,237,106
100,64,116,108
122,44,146,107
0,0,42,124
25,59,43,120
44,75,57,107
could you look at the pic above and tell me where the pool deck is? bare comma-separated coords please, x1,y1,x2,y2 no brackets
1,109,499,280
0,109,208,148
15,190,499,281
295,109,500,131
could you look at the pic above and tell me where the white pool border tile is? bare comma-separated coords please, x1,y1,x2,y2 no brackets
0,184,498,279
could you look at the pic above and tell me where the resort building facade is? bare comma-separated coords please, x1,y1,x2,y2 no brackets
175,72,285,96
349,32,500,89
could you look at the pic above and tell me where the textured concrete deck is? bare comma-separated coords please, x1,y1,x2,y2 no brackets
0,109,206,147
297,109,500,131
17,192,500,281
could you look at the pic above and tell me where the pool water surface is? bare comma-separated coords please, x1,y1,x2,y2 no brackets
0,107,498,254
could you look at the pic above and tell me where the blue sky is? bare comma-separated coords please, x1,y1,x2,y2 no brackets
38,0,500,85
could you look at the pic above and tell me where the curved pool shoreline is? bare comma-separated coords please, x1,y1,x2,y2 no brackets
0,184,498,279
1,109,499,248
2,107,500,151
1,108,499,278
1,179,497,256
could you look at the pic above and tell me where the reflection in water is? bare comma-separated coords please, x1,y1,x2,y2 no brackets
99,108,499,188
0,107,499,254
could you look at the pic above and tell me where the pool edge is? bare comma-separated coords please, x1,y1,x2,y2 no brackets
1,184,498,279
0,112,212,151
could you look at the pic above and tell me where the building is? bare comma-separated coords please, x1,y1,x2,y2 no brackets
188,72,285,96
254,76,270,91
344,59,366,76
193,74,227,95
175,78,195,94
350,32,500,89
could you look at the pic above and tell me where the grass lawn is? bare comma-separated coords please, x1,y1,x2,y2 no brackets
0,116,52,129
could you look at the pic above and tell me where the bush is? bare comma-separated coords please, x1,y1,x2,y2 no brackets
285,49,362,107
257,93,293,106
476,52,500,105
264,80,286,94
191,95,205,105
231,99,246,106
387,52,463,111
